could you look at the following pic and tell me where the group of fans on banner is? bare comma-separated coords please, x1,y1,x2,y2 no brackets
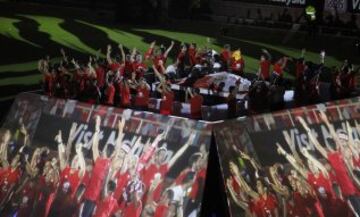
0,116,208,217
227,112,360,217
38,41,358,118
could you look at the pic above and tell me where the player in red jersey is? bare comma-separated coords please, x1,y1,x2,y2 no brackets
134,78,150,110
186,88,204,119
80,116,127,217
220,44,232,69
258,49,272,81
118,78,131,108
298,114,360,216
106,44,125,74
55,123,86,199
142,133,196,194
119,176,144,217
0,154,21,207
93,180,119,217
79,116,116,217
145,41,174,74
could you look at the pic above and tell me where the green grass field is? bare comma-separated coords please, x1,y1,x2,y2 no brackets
0,2,358,112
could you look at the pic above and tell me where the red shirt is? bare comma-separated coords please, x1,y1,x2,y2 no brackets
17,183,36,217
327,151,357,196
95,66,105,88
142,163,168,190
250,194,278,217
0,167,20,200
114,171,131,200
273,63,283,76
109,62,122,72
154,204,169,217
260,60,271,80
84,157,111,201
307,172,335,198
292,192,315,217
44,74,53,96
133,62,147,78
121,201,142,217
188,47,197,66
0,167,20,186
145,48,154,60
221,50,232,63
105,84,115,105
135,86,150,107
190,94,203,119
153,55,167,74
119,83,131,107
93,195,119,217
60,167,81,198
160,91,174,115
124,61,134,74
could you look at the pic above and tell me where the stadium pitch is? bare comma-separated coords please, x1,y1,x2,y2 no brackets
0,2,358,120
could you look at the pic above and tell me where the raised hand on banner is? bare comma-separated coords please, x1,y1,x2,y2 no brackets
239,150,250,160
276,143,286,156
55,130,63,144
229,161,241,177
297,116,310,131
95,115,101,132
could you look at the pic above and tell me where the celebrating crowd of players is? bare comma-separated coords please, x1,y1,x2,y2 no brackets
0,116,208,217
227,112,360,217
38,40,359,119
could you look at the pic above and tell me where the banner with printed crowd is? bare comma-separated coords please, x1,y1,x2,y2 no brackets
0,92,212,217
214,96,360,217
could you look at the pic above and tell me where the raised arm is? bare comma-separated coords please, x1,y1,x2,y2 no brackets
152,64,165,83
230,162,258,199
118,44,125,63
106,44,113,65
298,116,330,158
300,147,329,177
115,117,126,148
163,41,175,59
226,178,249,209
239,151,261,172
346,122,359,158
130,47,137,63
60,48,68,64
75,143,86,177
168,132,196,168
269,164,289,196
55,130,67,171
92,116,101,161
277,143,308,178
87,57,97,78
318,111,341,150
65,123,78,164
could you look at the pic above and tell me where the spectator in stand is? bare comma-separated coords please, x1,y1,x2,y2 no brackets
134,78,151,110
186,88,204,119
